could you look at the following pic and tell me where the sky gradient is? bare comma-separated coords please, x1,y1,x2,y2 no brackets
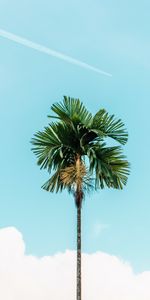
0,0,150,281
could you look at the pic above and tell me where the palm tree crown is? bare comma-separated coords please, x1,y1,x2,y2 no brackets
31,96,129,206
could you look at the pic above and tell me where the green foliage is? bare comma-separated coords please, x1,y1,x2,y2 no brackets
31,96,130,198
92,109,128,145
50,96,93,128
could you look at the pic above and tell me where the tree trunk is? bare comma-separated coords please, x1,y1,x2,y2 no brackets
77,204,81,300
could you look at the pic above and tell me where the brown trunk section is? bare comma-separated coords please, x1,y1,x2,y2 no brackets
75,154,83,300
77,204,81,300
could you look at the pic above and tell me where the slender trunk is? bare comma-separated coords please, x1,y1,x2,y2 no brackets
77,204,81,300
75,154,84,300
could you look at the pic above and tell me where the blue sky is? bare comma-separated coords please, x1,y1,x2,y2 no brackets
0,0,150,275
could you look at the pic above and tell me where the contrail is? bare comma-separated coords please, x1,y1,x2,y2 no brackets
0,29,112,77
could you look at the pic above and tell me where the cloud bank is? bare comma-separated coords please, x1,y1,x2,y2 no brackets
0,227,150,300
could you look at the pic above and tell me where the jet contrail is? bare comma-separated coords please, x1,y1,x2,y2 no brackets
0,29,112,77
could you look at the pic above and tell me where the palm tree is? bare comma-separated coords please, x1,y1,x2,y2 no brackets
31,96,129,300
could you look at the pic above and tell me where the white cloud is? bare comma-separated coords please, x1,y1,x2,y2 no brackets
0,227,150,300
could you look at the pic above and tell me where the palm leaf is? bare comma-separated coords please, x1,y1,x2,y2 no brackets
92,109,128,145
87,143,130,189
50,96,93,128
42,170,64,193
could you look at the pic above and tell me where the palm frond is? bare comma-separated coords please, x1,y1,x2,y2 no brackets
87,143,130,190
31,121,78,171
51,96,93,128
42,170,64,193
92,109,128,145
